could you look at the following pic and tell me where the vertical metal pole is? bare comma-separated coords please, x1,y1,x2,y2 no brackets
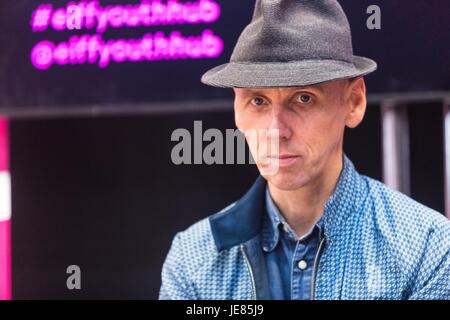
444,100,450,219
0,116,11,300
381,101,411,195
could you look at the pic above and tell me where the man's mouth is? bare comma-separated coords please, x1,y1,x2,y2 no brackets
266,154,300,167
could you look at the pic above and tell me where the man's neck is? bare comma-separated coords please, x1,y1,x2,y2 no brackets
268,154,344,238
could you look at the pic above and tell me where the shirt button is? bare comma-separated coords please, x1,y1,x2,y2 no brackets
298,260,308,270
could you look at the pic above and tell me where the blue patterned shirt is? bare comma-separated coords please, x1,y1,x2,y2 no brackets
263,186,324,300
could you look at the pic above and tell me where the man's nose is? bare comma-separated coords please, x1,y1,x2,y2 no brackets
267,107,292,140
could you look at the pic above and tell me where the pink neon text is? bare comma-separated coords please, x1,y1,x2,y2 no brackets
31,29,224,70
31,0,222,33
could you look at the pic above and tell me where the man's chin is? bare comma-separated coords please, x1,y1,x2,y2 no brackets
262,171,309,191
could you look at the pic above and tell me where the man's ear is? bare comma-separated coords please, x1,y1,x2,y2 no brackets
344,77,367,129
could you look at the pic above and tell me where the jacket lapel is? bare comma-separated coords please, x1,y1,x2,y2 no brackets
209,176,267,252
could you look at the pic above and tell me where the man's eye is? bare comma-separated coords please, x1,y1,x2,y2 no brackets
251,97,266,106
297,94,312,104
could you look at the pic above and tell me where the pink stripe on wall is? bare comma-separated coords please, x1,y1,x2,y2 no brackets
0,118,8,171
0,220,11,300
0,117,11,300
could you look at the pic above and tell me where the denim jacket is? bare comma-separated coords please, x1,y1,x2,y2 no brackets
159,155,450,300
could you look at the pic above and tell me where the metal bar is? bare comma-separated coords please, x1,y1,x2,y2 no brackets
1,91,450,119
444,100,450,219
0,99,234,120
368,91,450,105
381,101,411,195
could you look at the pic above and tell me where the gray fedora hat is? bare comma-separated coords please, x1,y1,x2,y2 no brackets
201,0,377,88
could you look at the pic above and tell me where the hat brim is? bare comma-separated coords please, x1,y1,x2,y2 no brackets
201,56,377,88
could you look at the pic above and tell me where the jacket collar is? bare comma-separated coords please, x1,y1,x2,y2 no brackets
209,175,266,252
321,154,368,241
209,154,368,252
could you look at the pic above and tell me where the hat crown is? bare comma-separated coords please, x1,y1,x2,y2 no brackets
230,0,354,63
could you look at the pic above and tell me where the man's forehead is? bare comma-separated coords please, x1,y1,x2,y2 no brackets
233,84,326,95
233,78,353,97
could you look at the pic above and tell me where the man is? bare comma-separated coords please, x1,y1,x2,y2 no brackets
159,0,450,299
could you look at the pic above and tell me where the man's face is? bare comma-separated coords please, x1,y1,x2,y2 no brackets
233,78,366,191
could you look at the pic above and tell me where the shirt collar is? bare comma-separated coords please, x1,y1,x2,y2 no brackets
263,186,324,252
262,187,282,252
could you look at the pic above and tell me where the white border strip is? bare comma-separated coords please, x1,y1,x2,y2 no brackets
0,171,11,222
